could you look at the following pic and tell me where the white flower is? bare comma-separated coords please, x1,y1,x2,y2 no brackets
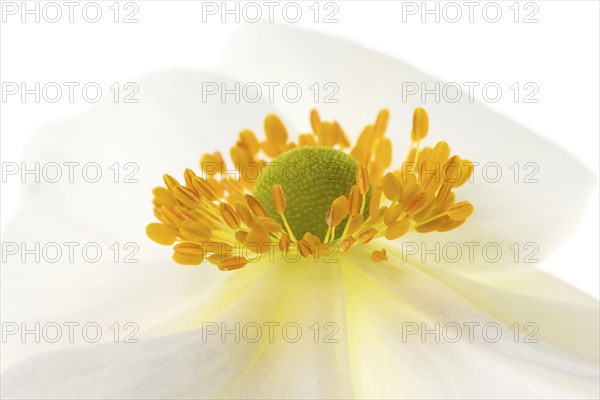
1,25,598,399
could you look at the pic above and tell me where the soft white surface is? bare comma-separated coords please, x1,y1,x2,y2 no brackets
2,246,598,399
0,69,277,371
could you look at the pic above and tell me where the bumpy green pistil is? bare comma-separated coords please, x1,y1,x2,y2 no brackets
254,147,360,241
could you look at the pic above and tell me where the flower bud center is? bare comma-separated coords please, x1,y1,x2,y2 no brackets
254,147,358,240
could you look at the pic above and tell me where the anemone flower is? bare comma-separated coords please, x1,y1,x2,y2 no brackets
1,25,598,399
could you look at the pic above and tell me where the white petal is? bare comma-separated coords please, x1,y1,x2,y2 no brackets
220,25,595,262
1,257,354,399
2,248,598,399
337,246,599,398
0,69,278,370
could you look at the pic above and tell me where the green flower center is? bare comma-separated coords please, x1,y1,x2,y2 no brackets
254,147,359,240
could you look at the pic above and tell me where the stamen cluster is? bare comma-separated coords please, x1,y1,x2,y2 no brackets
147,108,474,270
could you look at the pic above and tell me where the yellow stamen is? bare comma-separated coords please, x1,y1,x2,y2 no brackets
381,172,402,201
173,243,204,265
234,201,254,227
385,219,410,240
147,107,474,269
310,109,321,133
152,187,179,208
264,114,288,152
179,220,212,242
317,122,336,147
245,194,267,217
371,249,388,262
358,228,377,244
173,186,202,209
448,201,474,220
374,108,390,138
192,176,218,201
369,185,382,218
411,107,429,142
325,195,349,243
297,239,313,257
219,203,241,230
356,166,370,216
146,223,177,245
238,129,260,155
279,232,291,252
272,184,296,242
340,236,355,252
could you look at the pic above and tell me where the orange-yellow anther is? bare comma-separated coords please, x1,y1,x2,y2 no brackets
415,216,448,233
173,186,201,209
347,214,364,236
340,236,355,252
369,185,382,218
200,152,224,176
254,216,282,233
238,129,260,155
183,168,197,189
264,114,288,150
374,108,390,138
297,239,313,257
245,194,267,217
400,183,423,205
208,254,248,271
235,201,254,227
298,134,317,147
385,219,410,240
192,176,218,201
272,184,286,214
447,201,474,220
272,184,296,241
230,145,255,173
303,232,322,250
371,249,388,262
244,230,272,254
219,203,241,230
381,172,402,201
350,126,374,164
356,165,370,195
453,159,474,187
358,228,377,244
179,220,211,242
163,174,179,192
160,206,185,226
235,230,248,243
375,137,392,169
437,219,466,233
384,203,403,226
317,122,336,147
146,223,177,245
207,178,225,198
310,109,321,133
411,107,429,142
172,243,205,265
405,192,430,215
174,242,204,257
152,187,179,208
348,185,361,217
279,232,291,252
326,195,349,228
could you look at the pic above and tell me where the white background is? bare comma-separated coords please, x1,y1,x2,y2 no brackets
1,0,598,297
